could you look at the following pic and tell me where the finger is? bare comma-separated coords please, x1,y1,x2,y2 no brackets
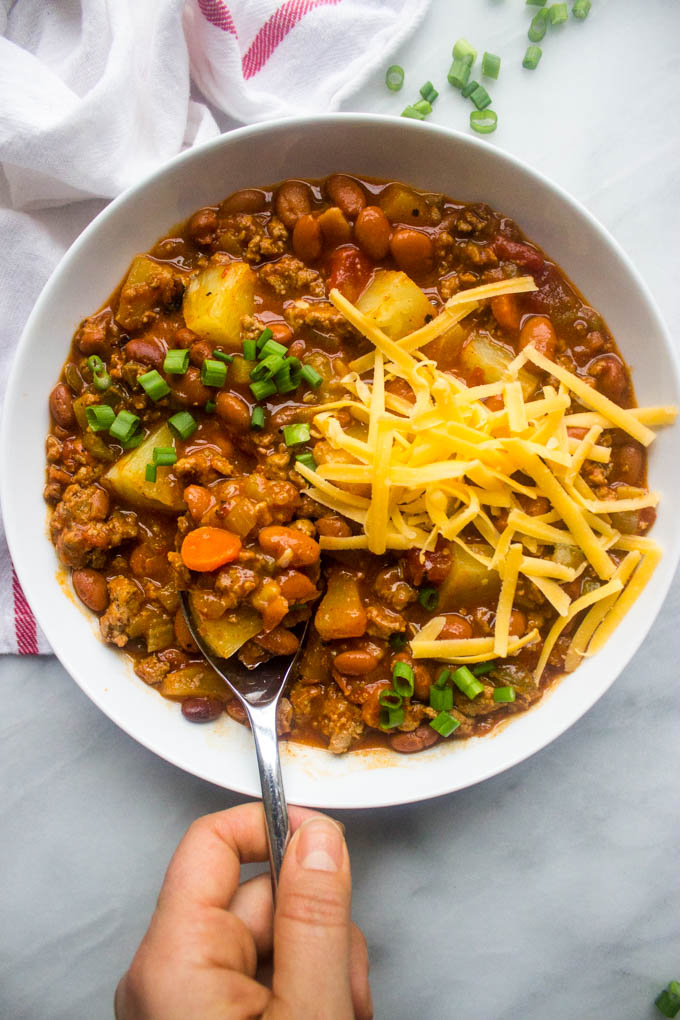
349,923,373,1020
230,872,274,957
271,816,353,1018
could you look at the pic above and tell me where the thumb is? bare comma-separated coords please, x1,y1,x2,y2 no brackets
270,816,353,1019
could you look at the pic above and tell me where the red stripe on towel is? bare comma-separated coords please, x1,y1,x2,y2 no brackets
12,566,38,655
242,0,342,80
197,0,237,35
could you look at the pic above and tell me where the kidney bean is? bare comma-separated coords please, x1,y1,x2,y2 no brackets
612,443,644,485
275,180,312,230
174,608,198,653
278,570,318,604
318,206,352,247
174,327,197,349
187,208,218,247
334,649,379,675
158,648,189,671
72,568,109,612
49,383,75,429
292,214,322,263
169,366,212,407
439,614,473,641
124,335,167,369
258,525,321,567
325,174,366,220
390,724,439,754
226,699,249,726
189,339,213,367
327,245,374,303
220,189,267,215
216,391,251,432
182,697,224,723
491,294,521,332
355,206,391,261
315,516,353,538
519,315,557,361
256,627,300,657
587,354,628,403
390,228,434,277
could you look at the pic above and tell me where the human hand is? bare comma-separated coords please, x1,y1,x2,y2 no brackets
115,802,372,1019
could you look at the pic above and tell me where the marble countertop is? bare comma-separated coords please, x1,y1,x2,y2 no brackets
2,1,679,1017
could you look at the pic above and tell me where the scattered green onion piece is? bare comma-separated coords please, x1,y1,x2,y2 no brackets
452,38,477,65
401,105,426,120
461,79,479,99
548,2,568,25
572,0,591,17
385,64,405,92
273,366,298,394
525,0,547,5
168,411,197,440
523,45,542,70
109,409,141,444
85,404,115,432
205,401,216,414
250,379,277,401
211,350,234,364
481,52,500,80
259,338,288,360
392,661,415,698
389,633,408,652
145,463,157,483
452,665,484,700
251,406,265,430
255,327,274,351
656,983,680,1019
429,711,460,737
493,686,516,704
528,9,548,41
379,690,404,710
242,339,257,361
138,370,170,402
121,431,144,450
251,353,285,382
469,84,492,110
163,349,190,374
472,661,496,676
87,354,111,392
87,355,104,374
301,364,323,389
430,686,454,712
470,109,498,134
295,453,316,471
380,706,405,730
447,57,471,89
419,81,438,103
201,358,228,388
418,587,439,611
412,99,432,116
152,446,177,467
283,423,311,446
434,668,451,690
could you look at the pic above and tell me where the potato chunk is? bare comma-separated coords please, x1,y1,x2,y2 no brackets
104,423,184,512
460,331,537,398
116,255,179,331
160,664,230,701
183,260,256,348
189,600,262,659
437,542,500,610
356,269,435,340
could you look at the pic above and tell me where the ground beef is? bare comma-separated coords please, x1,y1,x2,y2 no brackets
373,565,417,612
174,450,234,485
100,576,145,647
134,654,171,686
259,255,325,298
365,604,405,639
50,484,138,568
284,299,359,343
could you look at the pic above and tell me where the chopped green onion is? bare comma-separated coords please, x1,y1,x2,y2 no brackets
250,353,285,382
389,632,408,652
469,84,492,110
139,370,170,402
482,52,500,79
429,711,460,737
295,453,317,471
452,38,477,65
419,81,438,103
493,686,516,704
523,45,542,70
211,350,234,364
251,406,265,429
434,668,451,690
163,349,190,374
121,431,144,450
430,686,454,712
380,706,405,730
572,0,591,17
656,983,680,1019
412,99,432,116
379,690,403,711
87,354,111,392
392,661,415,698
385,64,405,92
87,355,104,374
418,587,439,611
168,411,197,440
250,379,277,401
461,79,479,99
85,404,115,432
447,57,471,89
109,409,141,444
255,327,274,351
470,109,498,134
548,2,568,24
145,463,157,483
401,105,426,120
301,364,323,389
525,0,547,4
528,9,548,41
242,339,257,361
452,665,484,700
283,423,311,446
472,661,496,676
259,338,288,360
274,357,302,394
152,446,177,466
205,400,216,414
200,358,228,388
92,372,111,392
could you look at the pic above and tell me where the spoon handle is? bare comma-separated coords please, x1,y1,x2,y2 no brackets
247,700,290,897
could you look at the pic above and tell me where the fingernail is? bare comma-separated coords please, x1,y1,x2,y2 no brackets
296,817,345,872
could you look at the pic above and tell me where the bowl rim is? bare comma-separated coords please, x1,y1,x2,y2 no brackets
3,112,679,808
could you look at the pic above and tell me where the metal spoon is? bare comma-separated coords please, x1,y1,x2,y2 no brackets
179,591,310,896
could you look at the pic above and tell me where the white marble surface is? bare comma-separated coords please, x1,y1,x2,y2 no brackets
2,1,680,1017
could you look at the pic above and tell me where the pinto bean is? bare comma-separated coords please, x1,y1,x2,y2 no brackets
181,697,223,723
255,627,300,657
315,516,353,538
216,391,251,432
588,354,628,403
49,383,75,429
390,724,439,754
174,608,198,653
187,208,218,247
174,327,197,349
355,206,391,261
275,180,312,230
519,315,557,361
612,443,644,485
491,294,521,332
184,484,214,521
257,525,320,567
390,228,434,277
124,335,167,369
439,614,473,641
189,340,213,367
169,366,212,407
292,214,322,263
72,568,109,612
325,175,366,220
221,189,267,215
318,206,352,247
158,648,189,671
334,649,379,675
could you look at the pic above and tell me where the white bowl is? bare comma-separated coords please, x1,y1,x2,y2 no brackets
3,114,679,808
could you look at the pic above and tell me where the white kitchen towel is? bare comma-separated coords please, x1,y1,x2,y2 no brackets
0,0,431,651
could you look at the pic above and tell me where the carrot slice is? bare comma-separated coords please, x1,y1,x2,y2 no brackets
181,526,242,572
